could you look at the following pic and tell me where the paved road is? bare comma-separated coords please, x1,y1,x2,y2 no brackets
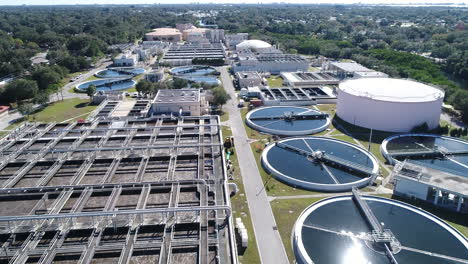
60,59,113,100
219,66,289,264
0,112,22,130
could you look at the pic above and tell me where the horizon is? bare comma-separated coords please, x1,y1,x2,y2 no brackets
0,0,467,6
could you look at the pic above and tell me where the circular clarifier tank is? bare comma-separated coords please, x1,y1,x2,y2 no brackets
76,78,136,92
95,67,145,78
381,134,468,176
293,195,468,264
262,137,379,192
246,106,330,136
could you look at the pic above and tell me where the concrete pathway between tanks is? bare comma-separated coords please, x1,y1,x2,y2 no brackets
219,66,289,264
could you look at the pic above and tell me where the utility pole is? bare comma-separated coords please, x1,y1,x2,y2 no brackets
368,128,373,152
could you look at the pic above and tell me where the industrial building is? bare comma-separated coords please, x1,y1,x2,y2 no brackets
324,61,388,79
0,114,237,263
162,43,225,66
145,28,182,42
336,78,444,132
381,133,468,213
391,160,467,213
280,71,339,87
232,53,309,74
235,71,263,88
151,89,209,116
113,53,138,67
225,33,248,50
135,41,171,61
257,86,336,106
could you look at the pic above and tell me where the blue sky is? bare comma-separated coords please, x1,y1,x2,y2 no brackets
0,0,466,5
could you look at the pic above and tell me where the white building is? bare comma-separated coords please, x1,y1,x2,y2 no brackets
113,53,138,67
151,89,208,116
225,33,249,49
232,53,309,74
336,78,444,132
281,72,339,87
391,160,467,213
324,62,375,79
236,40,276,53
236,71,263,88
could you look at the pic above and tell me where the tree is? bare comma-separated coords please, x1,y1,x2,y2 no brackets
211,87,231,107
136,79,152,96
86,84,96,101
32,67,62,90
18,102,34,119
3,79,39,103
33,92,49,106
173,78,188,89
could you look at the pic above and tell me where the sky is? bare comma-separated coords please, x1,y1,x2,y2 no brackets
0,0,466,5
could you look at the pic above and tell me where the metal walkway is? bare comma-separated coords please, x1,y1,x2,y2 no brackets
276,142,375,175
352,188,400,264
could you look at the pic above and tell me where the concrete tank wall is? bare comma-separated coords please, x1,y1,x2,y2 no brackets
336,88,443,132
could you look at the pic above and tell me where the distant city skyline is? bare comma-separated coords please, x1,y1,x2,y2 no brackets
0,0,466,6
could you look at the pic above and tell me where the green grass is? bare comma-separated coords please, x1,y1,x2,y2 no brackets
249,142,320,197
28,98,97,123
240,108,270,141
270,197,326,263
308,66,320,72
222,126,261,264
220,111,229,122
125,86,137,93
266,75,283,87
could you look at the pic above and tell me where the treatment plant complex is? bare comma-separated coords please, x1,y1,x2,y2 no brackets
0,20,466,264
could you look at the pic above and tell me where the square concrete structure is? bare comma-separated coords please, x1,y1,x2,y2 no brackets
236,71,263,88
152,89,208,116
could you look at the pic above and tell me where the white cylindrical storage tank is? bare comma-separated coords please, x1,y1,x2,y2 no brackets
336,78,444,132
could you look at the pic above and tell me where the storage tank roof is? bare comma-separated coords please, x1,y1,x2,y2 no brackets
339,78,444,103
236,40,272,50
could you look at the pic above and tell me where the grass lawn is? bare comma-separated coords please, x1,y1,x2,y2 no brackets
220,111,229,122
240,108,270,141
249,142,320,197
222,126,261,264
28,98,97,123
266,75,283,87
270,197,326,263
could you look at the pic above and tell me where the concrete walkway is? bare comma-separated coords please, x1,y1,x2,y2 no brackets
219,66,289,264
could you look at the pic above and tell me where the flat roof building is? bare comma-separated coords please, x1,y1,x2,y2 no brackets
235,71,263,88
232,53,309,74
256,86,336,106
151,89,209,116
225,33,248,50
324,61,387,79
113,53,138,67
145,28,182,42
281,71,339,87
392,160,467,213
162,43,225,66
